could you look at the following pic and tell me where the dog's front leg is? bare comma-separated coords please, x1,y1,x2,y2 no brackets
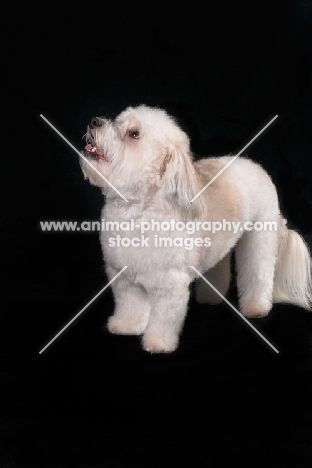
142,272,191,353
106,266,151,335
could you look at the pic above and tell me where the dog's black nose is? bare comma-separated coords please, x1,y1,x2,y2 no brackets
90,117,102,128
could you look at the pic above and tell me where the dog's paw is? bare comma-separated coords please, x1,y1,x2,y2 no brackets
240,303,271,318
142,332,178,354
107,316,147,335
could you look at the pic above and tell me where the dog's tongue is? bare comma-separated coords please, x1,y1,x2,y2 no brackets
85,143,104,158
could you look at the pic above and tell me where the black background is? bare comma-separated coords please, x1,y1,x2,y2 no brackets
2,1,312,467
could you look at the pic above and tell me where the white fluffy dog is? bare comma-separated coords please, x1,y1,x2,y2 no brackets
80,105,312,353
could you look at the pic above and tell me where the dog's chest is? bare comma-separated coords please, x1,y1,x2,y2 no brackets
99,203,195,271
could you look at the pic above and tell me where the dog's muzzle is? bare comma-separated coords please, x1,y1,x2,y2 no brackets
84,117,108,161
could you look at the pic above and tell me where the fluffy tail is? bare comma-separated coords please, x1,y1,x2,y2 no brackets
273,218,312,309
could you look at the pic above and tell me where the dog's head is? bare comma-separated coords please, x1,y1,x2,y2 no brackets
81,105,203,218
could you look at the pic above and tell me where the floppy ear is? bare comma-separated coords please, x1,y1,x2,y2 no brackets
161,145,204,219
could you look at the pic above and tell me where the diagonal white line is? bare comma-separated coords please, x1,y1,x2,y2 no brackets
190,266,279,354
190,115,278,202
39,266,128,354
40,114,129,202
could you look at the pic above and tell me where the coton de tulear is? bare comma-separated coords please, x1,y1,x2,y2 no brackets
80,105,312,353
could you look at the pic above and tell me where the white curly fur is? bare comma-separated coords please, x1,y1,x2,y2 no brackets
80,105,312,353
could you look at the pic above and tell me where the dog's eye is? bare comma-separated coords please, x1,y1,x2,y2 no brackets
129,130,140,139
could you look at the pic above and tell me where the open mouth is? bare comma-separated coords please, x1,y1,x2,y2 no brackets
84,143,107,161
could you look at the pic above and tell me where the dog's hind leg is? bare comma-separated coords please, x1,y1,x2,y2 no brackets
235,227,279,318
195,252,231,304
